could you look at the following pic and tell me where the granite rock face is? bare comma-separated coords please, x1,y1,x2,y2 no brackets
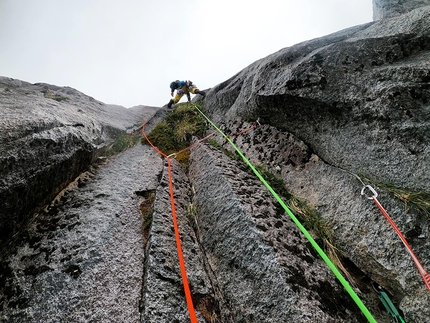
0,143,162,322
201,6,430,322
0,76,158,244
204,6,430,194
373,0,430,20
188,143,374,322
140,158,218,322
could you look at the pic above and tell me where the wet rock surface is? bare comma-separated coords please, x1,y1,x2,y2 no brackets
0,76,158,245
188,143,375,322
201,6,430,322
0,144,162,322
204,6,430,193
141,158,222,323
1,2,430,322
210,120,430,322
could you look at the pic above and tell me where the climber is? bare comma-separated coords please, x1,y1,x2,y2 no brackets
166,80,205,108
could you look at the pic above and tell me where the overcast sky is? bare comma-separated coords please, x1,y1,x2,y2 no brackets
0,1,373,108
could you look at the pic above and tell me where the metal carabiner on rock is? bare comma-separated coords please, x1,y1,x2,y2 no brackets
361,184,378,200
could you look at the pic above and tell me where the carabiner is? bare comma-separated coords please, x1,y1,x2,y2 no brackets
361,185,378,200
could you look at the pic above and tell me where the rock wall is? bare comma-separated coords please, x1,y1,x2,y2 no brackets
1,2,430,323
0,77,157,245
140,158,220,322
202,6,430,322
373,0,430,20
0,143,162,322
188,143,380,322
204,6,430,193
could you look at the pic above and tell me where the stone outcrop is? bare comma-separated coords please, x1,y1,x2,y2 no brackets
204,6,430,194
202,5,430,322
0,143,162,322
188,143,374,322
0,76,158,244
373,0,430,20
140,158,219,322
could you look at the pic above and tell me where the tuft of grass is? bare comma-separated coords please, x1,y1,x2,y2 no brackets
253,164,332,244
166,102,207,141
166,103,207,143
255,164,292,200
366,179,430,219
186,203,197,218
142,121,179,155
250,164,355,282
105,133,140,157
44,89,69,101
142,102,208,168
52,96,69,102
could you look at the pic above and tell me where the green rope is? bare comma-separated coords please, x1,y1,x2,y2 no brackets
192,104,377,323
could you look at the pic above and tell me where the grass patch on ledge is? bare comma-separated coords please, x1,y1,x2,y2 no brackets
141,102,208,168
104,133,141,157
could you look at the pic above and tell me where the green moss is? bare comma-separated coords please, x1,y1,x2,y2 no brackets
368,180,430,219
142,102,208,167
142,121,180,155
104,133,140,157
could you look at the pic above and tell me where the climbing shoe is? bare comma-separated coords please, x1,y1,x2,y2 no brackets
167,99,174,109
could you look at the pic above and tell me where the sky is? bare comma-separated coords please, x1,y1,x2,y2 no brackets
0,0,373,108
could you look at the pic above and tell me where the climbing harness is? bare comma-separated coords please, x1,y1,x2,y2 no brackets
361,185,430,293
142,122,198,323
372,283,406,323
190,104,377,323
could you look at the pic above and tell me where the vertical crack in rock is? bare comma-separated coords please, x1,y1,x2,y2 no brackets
140,158,222,322
188,142,375,322
207,119,428,322
0,144,162,323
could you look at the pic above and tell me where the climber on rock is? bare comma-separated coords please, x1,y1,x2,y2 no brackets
166,80,205,108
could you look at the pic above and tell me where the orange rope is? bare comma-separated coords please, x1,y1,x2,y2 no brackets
142,121,167,157
372,196,430,292
227,120,260,140
167,158,198,323
142,121,198,322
